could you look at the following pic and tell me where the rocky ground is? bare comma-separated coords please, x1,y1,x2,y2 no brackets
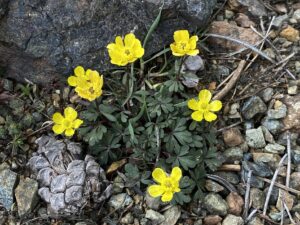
1,0,300,225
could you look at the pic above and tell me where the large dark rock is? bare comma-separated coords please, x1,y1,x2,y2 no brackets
0,0,216,85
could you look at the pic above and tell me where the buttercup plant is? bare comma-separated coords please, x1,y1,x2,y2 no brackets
107,33,145,66
148,167,182,202
51,9,223,206
188,89,222,122
52,107,83,137
170,30,199,56
67,66,104,101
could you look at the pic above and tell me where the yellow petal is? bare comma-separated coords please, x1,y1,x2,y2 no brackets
124,33,136,47
199,89,212,104
65,128,75,137
74,66,85,77
52,124,65,134
188,35,199,49
52,112,64,124
174,30,189,43
187,99,200,110
209,100,222,112
152,168,167,184
174,187,181,193
204,111,217,122
67,76,78,86
161,191,174,202
64,107,77,121
115,36,124,47
107,43,116,50
73,119,83,129
170,43,185,56
187,49,199,56
148,185,165,198
170,167,182,182
191,111,203,122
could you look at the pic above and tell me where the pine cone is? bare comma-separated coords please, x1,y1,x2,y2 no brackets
27,135,111,215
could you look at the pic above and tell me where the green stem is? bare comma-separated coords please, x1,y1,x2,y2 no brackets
176,56,185,79
122,63,135,107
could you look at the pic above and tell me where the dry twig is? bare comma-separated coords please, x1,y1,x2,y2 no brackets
263,154,287,216
243,170,252,219
213,60,246,101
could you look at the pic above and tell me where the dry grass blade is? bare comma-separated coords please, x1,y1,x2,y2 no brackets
204,33,275,63
213,60,246,101
206,174,237,192
263,154,287,216
243,170,252,219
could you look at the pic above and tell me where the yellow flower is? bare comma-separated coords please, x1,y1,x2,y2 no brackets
170,30,199,56
188,89,222,122
67,66,104,101
52,107,83,137
107,33,145,66
148,167,182,202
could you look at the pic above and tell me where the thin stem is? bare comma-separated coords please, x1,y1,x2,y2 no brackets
176,56,185,79
122,63,135,107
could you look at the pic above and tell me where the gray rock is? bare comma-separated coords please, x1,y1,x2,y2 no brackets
121,212,134,224
145,209,165,223
267,104,287,119
241,96,267,119
247,217,264,225
241,169,265,189
242,161,273,177
246,127,266,148
0,168,18,210
214,172,240,184
295,61,300,73
293,9,300,21
183,55,204,71
38,187,51,203
194,219,203,225
290,172,300,190
204,193,228,216
67,160,85,173
250,188,265,209
2,79,13,92
265,186,279,206
15,178,39,216
224,147,243,163
161,206,181,225
145,192,160,210
222,214,244,225
277,131,298,146
85,160,100,177
252,153,281,169
264,143,285,154
65,186,83,204
112,175,125,194
261,126,275,143
228,0,266,16
66,171,85,187
273,14,289,28
261,117,283,135
108,193,133,209
37,167,56,186
50,174,67,193
0,0,216,85
205,180,224,192
259,88,274,102
49,193,66,213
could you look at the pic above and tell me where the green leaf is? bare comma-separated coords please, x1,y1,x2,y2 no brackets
101,111,117,122
142,3,163,48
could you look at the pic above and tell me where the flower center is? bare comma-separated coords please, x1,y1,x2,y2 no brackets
89,87,95,94
180,42,187,50
125,49,131,55
200,102,209,111
63,119,72,129
163,179,174,191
